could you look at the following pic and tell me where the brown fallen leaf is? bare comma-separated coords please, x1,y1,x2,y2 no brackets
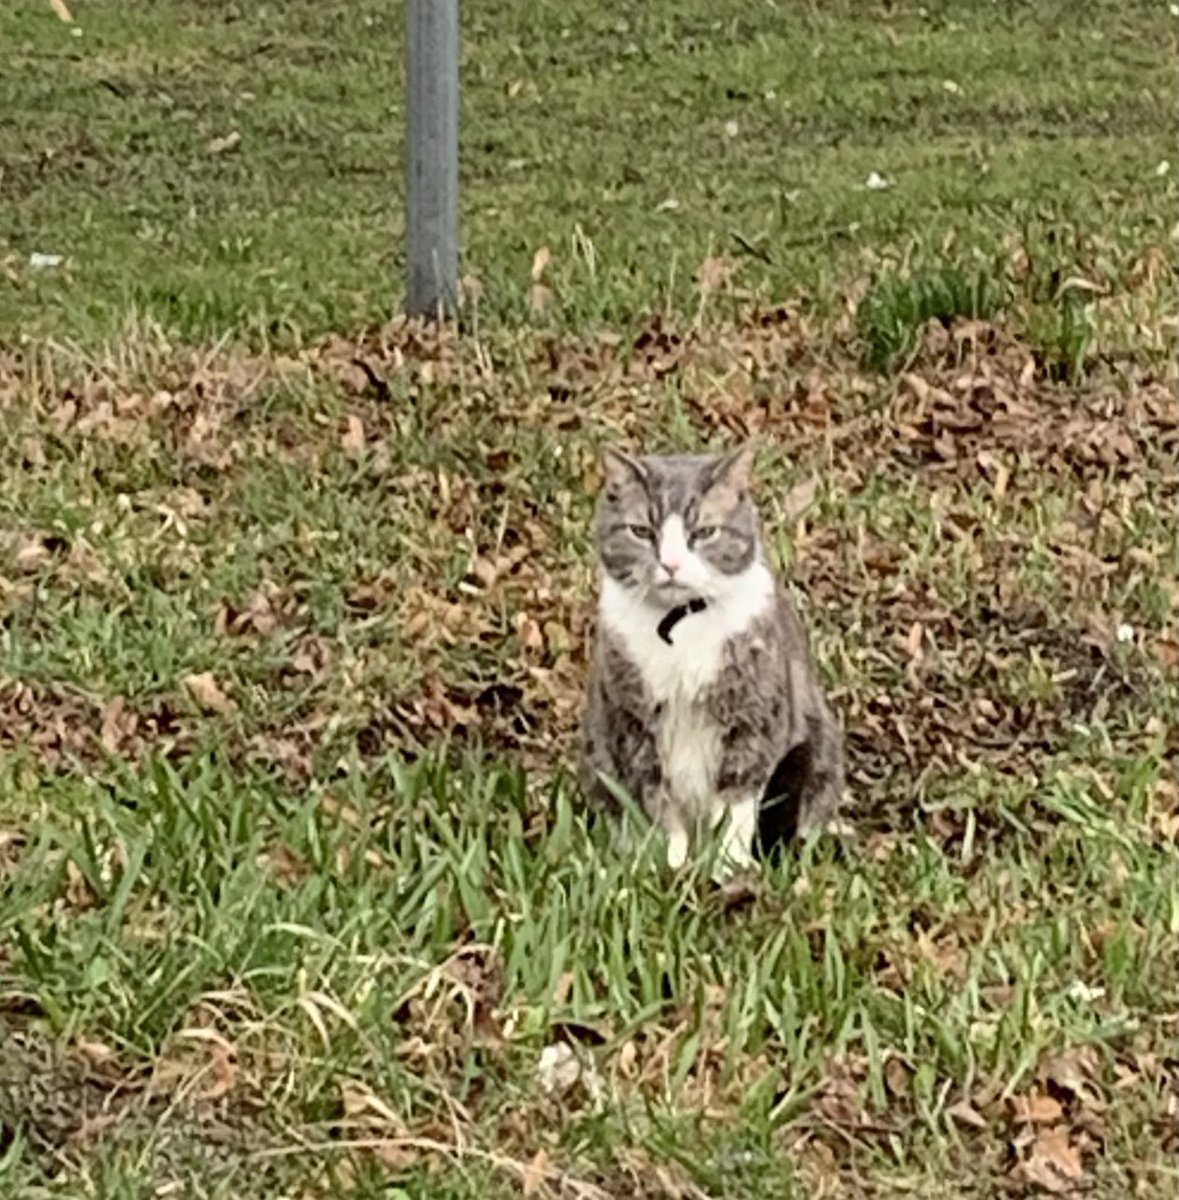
521,1148,549,1196
340,1080,401,1127
1012,1127,1084,1193
551,971,574,1006
695,255,733,295
48,399,77,433
341,414,366,455
515,613,544,654
15,538,51,573
946,1100,987,1129
373,1139,419,1171
65,859,99,910
471,557,498,589
76,1039,117,1069
530,283,554,313
174,1028,238,1102
200,1040,237,1101
99,697,139,756
1012,1091,1064,1124
883,1056,910,1098
781,475,819,523
207,131,242,155
905,621,925,661
1037,1046,1100,1101
257,840,311,884
530,245,551,283
615,1040,638,1080
183,672,236,715
1153,637,1178,672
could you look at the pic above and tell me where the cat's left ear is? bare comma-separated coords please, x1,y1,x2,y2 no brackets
709,441,758,492
600,446,648,491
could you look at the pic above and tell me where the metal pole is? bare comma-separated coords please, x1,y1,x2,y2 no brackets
406,0,459,320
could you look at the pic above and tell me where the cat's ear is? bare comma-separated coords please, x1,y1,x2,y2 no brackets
600,447,648,491
708,441,758,492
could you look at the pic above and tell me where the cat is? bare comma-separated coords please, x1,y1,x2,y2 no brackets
578,443,844,873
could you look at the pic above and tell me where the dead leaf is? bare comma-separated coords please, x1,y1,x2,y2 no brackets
471,557,498,589
65,859,98,909
373,1140,419,1171
22,437,46,467
530,246,551,282
551,971,574,1006
1013,1127,1084,1193
530,283,554,313
340,1080,370,1117
946,1100,987,1129
200,1041,237,1101
341,414,366,455
883,1056,910,1098
781,475,819,523
1153,637,1178,672
183,672,236,715
207,131,242,155
48,0,74,21
15,538,51,573
48,399,77,433
696,255,733,294
521,1148,549,1196
258,840,310,883
340,1080,400,1127
905,621,925,661
1037,1046,1101,1107
1012,1091,1064,1124
99,697,138,755
515,613,544,654
616,1040,638,1080
76,1039,116,1068
816,1063,860,1126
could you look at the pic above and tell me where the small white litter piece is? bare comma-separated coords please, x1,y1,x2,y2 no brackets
1065,981,1106,1003
536,1041,604,1102
29,252,64,270
865,171,891,191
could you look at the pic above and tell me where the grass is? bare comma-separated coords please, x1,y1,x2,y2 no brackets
2,0,1178,1197
3,0,1176,344
856,264,1002,369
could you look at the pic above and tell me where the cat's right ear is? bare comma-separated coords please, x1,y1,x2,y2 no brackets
600,447,648,492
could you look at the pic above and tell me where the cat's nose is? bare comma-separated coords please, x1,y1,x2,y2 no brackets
660,558,682,577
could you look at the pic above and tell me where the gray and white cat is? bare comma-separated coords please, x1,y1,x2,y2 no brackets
578,444,844,872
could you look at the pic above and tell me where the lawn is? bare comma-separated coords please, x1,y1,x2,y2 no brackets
1,1,1177,1197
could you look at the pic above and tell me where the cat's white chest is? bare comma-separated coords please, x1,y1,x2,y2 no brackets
599,567,774,815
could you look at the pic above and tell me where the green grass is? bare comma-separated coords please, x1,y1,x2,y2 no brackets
2,0,1176,344
856,264,1003,369
2,1,1178,1197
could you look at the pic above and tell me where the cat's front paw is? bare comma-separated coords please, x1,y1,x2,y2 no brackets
710,843,758,885
666,828,689,870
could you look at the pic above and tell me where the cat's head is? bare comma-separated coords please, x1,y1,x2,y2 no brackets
593,444,762,604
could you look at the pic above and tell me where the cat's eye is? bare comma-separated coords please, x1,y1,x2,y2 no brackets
627,524,656,542
690,526,719,544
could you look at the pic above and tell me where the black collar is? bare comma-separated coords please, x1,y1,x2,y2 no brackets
656,597,708,645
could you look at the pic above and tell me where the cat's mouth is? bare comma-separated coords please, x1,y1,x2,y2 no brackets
651,582,710,611
653,580,694,599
